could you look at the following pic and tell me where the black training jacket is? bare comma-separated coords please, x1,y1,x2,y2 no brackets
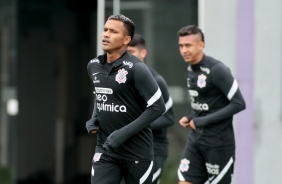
186,55,246,149
87,51,165,161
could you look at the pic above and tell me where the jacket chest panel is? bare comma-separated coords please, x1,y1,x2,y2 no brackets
92,66,134,94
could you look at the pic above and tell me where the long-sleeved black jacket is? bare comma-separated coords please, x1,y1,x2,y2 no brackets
186,55,246,148
87,51,165,161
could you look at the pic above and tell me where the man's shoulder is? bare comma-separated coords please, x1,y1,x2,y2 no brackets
149,68,166,83
87,54,105,68
89,57,100,64
87,58,99,72
204,55,229,71
204,55,222,65
148,67,159,77
121,52,143,69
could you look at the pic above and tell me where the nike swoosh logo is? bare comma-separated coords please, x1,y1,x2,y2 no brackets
92,72,99,76
209,175,215,181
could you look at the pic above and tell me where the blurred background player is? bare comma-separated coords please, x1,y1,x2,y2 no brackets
177,25,246,184
128,34,175,184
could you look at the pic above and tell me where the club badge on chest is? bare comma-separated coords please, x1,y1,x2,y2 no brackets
115,68,128,84
197,74,207,88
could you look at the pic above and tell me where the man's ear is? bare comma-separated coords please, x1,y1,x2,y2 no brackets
124,36,131,45
141,49,147,59
199,41,205,50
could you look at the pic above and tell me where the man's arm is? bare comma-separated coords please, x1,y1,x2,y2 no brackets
103,62,166,150
193,63,246,127
85,98,99,134
86,61,99,134
150,75,175,130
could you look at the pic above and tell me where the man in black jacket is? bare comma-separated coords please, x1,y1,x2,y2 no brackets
86,14,165,184
177,25,246,184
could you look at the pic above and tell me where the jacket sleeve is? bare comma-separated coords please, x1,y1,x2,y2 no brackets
85,61,99,133
193,63,246,127
150,75,175,130
85,98,99,133
103,62,166,150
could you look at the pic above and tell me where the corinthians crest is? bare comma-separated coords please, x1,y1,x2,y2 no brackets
115,68,128,84
179,158,190,172
197,74,207,88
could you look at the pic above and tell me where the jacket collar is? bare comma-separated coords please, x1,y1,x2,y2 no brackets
98,51,129,68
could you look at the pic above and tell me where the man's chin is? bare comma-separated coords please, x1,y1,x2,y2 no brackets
102,46,108,51
102,48,113,53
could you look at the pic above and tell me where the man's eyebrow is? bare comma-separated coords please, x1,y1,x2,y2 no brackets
179,43,191,46
104,27,119,32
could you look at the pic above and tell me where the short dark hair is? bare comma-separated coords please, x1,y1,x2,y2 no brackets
128,34,145,49
177,25,205,42
108,14,135,40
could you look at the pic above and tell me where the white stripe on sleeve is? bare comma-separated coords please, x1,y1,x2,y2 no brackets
164,96,173,113
147,88,162,107
227,80,238,100
91,166,94,176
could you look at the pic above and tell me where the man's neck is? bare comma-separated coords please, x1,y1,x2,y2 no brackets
192,52,204,65
106,49,127,63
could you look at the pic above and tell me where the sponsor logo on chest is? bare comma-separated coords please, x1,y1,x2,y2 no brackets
95,87,127,113
188,89,209,111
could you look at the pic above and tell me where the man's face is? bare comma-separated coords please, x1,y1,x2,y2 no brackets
178,34,204,64
102,20,130,53
127,46,146,62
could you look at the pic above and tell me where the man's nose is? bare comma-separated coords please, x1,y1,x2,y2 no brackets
182,47,188,53
102,31,109,37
